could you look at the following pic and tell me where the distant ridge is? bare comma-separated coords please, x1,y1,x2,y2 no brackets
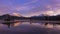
0,14,60,21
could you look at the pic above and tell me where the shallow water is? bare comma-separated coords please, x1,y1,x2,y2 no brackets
0,21,60,34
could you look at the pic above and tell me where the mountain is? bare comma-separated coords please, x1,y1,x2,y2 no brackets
30,15,60,21
0,14,30,21
0,14,22,20
0,14,60,21
11,13,23,17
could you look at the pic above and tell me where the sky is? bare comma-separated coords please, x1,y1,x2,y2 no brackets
0,0,60,17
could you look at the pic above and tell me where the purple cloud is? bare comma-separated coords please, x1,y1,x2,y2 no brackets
0,0,60,17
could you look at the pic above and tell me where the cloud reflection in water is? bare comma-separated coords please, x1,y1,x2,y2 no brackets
0,21,60,34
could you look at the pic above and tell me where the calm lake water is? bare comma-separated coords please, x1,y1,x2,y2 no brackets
0,21,60,34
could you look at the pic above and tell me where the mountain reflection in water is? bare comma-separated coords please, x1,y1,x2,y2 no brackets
0,21,60,34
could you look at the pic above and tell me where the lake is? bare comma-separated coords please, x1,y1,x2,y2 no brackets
0,21,60,34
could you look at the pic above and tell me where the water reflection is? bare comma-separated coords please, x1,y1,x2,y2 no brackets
1,21,21,28
0,21,60,34
12,21,21,27
1,21,60,29
45,24,53,28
